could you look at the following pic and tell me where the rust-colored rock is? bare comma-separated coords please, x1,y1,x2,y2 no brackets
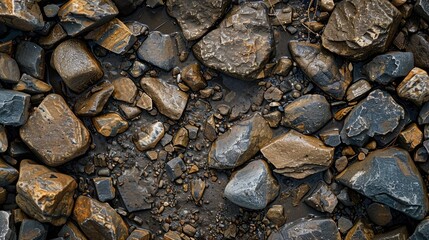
112,77,138,103
92,113,129,137
397,67,429,106
74,80,114,117
13,74,52,94
398,123,423,151
0,0,45,31
173,127,189,148
181,63,207,91
0,158,18,187
133,121,165,151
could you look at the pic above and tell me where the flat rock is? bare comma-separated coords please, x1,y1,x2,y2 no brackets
410,218,429,240
261,130,334,179
193,2,273,79
20,94,91,166
0,90,30,126
0,53,20,83
74,80,114,117
112,77,137,103
0,158,18,187
322,0,401,60
336,147,429,220
13,74,52,94
111,0,144,15
117,168,153,212
363,52,414,85
19,219,47,240
397,67,429,106
15,41,45,79
137,31,178,71
93,177,115,202
406,33,429,70
415,0,429,22
0,211,15,240
133,121,165,151
58,221,87,240
0,0,45,31
166,157,186,181
208,113,272,169
346,80,372,102
289,42,351,99
268,218,341,240
92,112,128,137
224,160,279,210
305,182,338,213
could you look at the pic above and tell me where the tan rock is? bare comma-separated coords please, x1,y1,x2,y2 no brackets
127,228,151,240
133,121,165,151
136,92,153,111
74,80,114,117
397,67,429,106
112,77,138,103
92,113,128,137
39,24,68,49
266,205,286,226
181,63,207,91
398,123,423,151
0,158,18,186
0,0,45,31
173,127,189,148
191,178,206,203
13,74,52,94
164,231,181,240
119,104,142,119
0,125,7,153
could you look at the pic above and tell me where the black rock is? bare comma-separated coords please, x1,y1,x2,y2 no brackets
93,177,115,202
111,0,144,15
419,102,429,125
117,168,153,212
0,53,20,84
0,159,18,187
137,31,178,71
415,0,429,22
374,226,408,240
15,41,45,79
0,211,15,240
363,52,414,85
268,218,341,240
18,219,47,240
58,221,87,240
410,218,429,240
0,90,30,126
165,157,186,181
406,33,429,70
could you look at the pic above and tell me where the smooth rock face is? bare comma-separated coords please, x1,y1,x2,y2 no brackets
261,130,334,179
117,169,152,212
20,94,91,166
208,113,272,169
140,77,188,120
397,67,429,106
74,80,114,117
137,31,178,71
19,219,47,240
341,90,405,147
410,218,429,240
16,160,77,226
282,94,331,134
133,121,165,151
166,0,231,40
337,148,429,220
112,77,137,103
289,42,351,99
0,211,15,240
58,0,119,36
92,113,128,137
224,160,279,210
0,0,45,31
13,74,52,94
363,52,414,85
406,33,429,70
93,177,115,202
15,41,45,79
0,158,18,187
322,0,401,61
193,2,273,79
52,39,104,93
268,218,341,240
0,90,30,126
0,53,20,83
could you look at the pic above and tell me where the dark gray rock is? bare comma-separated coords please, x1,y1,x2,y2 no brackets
58,222,87,240
224,160,279,210
367,203,392,226
374,226,408,240
111,0,144,15
137,31,178,71
165,157,186,181
15,41,45,80
406,33,429,70
117,168,154,212
419,102,429,125
289,41,351,100
0,0,45,31
337,147,429,220
193,2,273,79
363,52,414,85
268,218,341,240
0,53,20,83
415,0,429,22
305,182,338,213
0,211,15,240
320,128,341,147
0,90,30,126
345,220,374,240
410,218,429,240
338,217,353,234
18,219,47,240
341,90,405,147
93,177,115,202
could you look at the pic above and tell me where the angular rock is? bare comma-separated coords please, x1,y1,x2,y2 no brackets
172,127,189,148
397,67,429,106
193,2,273,79
136,92,152,111
338,217,353,234
419,102,429,125
119,104,141,119
345,220,374,240
111,0,144,15
133,121,165,151
112,77,137,103
15,41,45,79
289,42,351,99
140,77,188,120
93,113,128,137
190,178,205,203
363,52,414,85
181,63,207,91
125,21,149,37
398,123,423,151
367,203,392,226
410,218,429,240
208,113,272,169
305,182,338,213
20,94,91,166
137,31,178,71
58,221,87,240
346,80,372,102
13,74,52,94
337,147,429,220
16,160,77,226
261,130,334,179
19,219,47,240
0,211,15,240
0,90,30,126
272,57,293,76
224,160,279,210
74,80,114,117
268,218,341,240
93,177,115,202
117,168,152,212
52,39,103,93
406,33,429,70
0,53,20,83
0,158,18,187
415,0,429,22
264,86,283,102
319,127,342,147
127,229,150,240
266,205,286,226
38,24,68,49
129,61,149,78
321,0,401,61
0,125,7,153
0,0,44,31
374,226,408,240
165,157,186,181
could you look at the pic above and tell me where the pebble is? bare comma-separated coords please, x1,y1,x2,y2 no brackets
305,182,338,213
137,31,178,71
43,4,60,18
93,177,115,202
166,157,186,181
13,74,52,94
367,203,392,226
133,121,165,151
181,63,207,91
112,77,138,103
74,80,114,117
266,205,286,226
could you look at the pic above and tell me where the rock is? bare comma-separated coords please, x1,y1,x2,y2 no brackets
374,226,408,240
125,21,149,37
0,53,20,83
140,77,188,120
224,160,279,210
338,217,353,234
38,24,67,49
0,158,18,187
268,218,341,240
410,218,429,240
345,220,374,240
58,0,119,36
419,102,429,125
336,147,429,220
261,130,334,179
13,74,52,94
415,147,428,163
289,42,351,99
73,196,129,240
266,205,286,226
190,178,205,203
264,86,283,102
363,52,414,85
335,156,348,172
111,0,144,15
119,104,141,119
19,219,47,240
185,125,199,140
117,168,152,212
16,160,77,226
415,0,429,22
137,31,178,71
263,111,282,128
74,80,114,117
172,127,189,148
127,228,150,240
367,203,392,226
193,2,273,79
165,157,186,181
346,80,372,102
93,177,115,202
52,39,103,93
136,92,152,111
272,57,293,76
397,67,429,106
0,211,15,240
181,63,207,91
398,123,423,151
282,94,331,134
183,224,196,237
133,121,165,151
406,33,429,70
20,94,91,166
0,90,30,126
164,231,181,240
271,8,293,26
320,0,335,11
341,90,405,147
15,41,45,79
43,4,59,18
166,0,231,40
319,127,341,147
85,18,137,55
0,0,44,31
321,0,401,61
305,182,338,213
129,61,149,78
112,77,137,103
0,125,7,153
208,113,272,169
58,221,87,240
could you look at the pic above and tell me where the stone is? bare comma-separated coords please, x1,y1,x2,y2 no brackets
0,211,15,240
190,178,205,203
319,128,341,147
137,31,178,71
367,203,392,226
117,168,153,212
374,226,408,240
74,80,114,117
208,113,272,169
58,0,119,36
268,218,341,240
363,52,414,85
93,177,115,202
133,121,165,151
335,156,348,172
292,184,311,206
112,77,137,103
261,130,334,179
415,0,429,22
185,125,199,140
172,127,189,148
271,8,293,26
320,0,335,11
410,218,429,240
193,2,273,79
282,94,331,134
341,90,405,147
13,74,52,94
264,86,283,102
337,147,429,220
38,24,68,49
43,4,59,18
183,224,196,237
345,220,374,240
289,42,351,100
19,219,47,240
127,229,150,240
166,0,231,40
338,217,353,234
397,67,429,106
0,158,18,187
0,0,45,31
419,102,429,125
266,205,286,226
346,80,372,102
415,147,428,163
52,39,103,93
129,61,149,78
93,113,128,137
398,123,423,151
406,33,429,70
20,94,91,166
111,0,143,15
272,57,293,76
73,196,129,240
16,160,77,226
0,90,30,126
140,77,188,120
321,0,401,61
85,18,137,54
0,125,7,153
0,53,20,83
58,221,87,240
164,231,181,240
181,63,207,91
15,41,45,79
305,182,338,213
125,21,149,37
166,157,186,181
224,160,279,210
136,92,153,111
263,111,282,128
119,104,141,119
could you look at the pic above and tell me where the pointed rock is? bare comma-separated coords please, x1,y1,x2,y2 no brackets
0,0,45,31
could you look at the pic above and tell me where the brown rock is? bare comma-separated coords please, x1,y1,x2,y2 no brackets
398,123,423,151
136,92,153,111
39,24,68,49
20,94,91,166
263,111,282,128
266,205,286,226
190,178,205,203
74,80,114,117
367,203,392,226
203,115,217,141
127,228,151,240
345,220,374,240
13,74,52,94
133,121,165,151
346,80,372,102
0,158,18,186
112,77,138,103
119,104,142,119
16,160,77,226
0,53,20,84
0,125,7,153
264,86,283,102
58,221,88,240
183,224,197,237
272,57,293,76
164,231,181,240
92,113,128,137
181,63,207,91
173,127,189,148
292,183,311,206
0,0,45,31
397,67,429,106
305,182,338,213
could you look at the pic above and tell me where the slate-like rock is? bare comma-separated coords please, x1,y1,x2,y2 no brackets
15,41,45,79
397,67,429,106
13,74,52,94
336,147,429,220
166,157,186,181
224,160,279,210
0,53,20,83
410,218,429,240
0,90,30,126
0,158,18,187
415,0,429,22
111,0,144,15
193,2,273,79
133,121,165,151
268,218,341,240
363,52,414,85
58,221,88,240
19,219,47,240
0,0,45,31
137,31,178,71
93,177,115,202
305,182,338,213
289,41,351,99
117,168,153,212
0,211,15,240
74,80,114,117
406,33,429,70
322,0,401,61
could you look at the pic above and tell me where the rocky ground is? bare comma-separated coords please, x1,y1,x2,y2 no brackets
1,0,429,239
